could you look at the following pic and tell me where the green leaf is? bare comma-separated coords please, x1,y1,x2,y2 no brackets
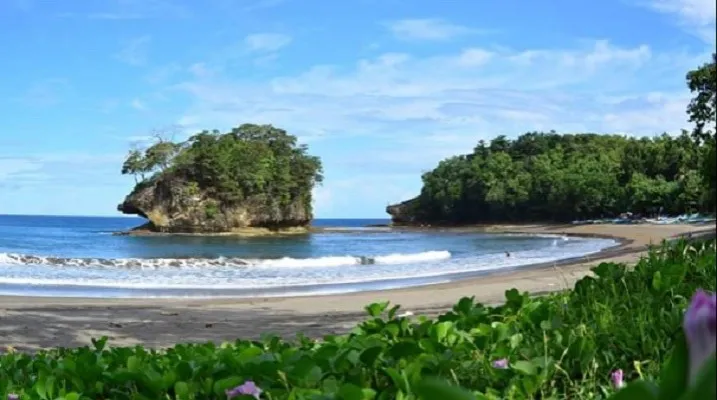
384,322,400,338
385,367,409,393
511,360,537,376
431,322,453,343
237,346,263,363
362,388,378,400
35,377,48,400
388,304,401,320
175,361,193,381
174,381,190,400
651,271,663,291
454,297,475,315
658,334,689,400
359,346,384,366
680,354,716,400
415,378,477,400
365,302,389,317
338,383,365,400
127,355,140,372
608,381,659,400
509,333,523,349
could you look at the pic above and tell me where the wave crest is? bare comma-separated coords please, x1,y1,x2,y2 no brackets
0,250,452,269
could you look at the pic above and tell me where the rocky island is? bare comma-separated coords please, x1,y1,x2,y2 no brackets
387,54,716,227
387,131,714,226
116,124,323,235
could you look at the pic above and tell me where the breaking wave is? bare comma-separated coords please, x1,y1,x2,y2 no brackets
0,250,452,270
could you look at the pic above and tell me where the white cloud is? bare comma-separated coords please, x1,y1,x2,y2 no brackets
171,40,687,147
167,38,704,214
643,0,716,43
114,36,151,66
244,33,293,52
386,18,478,41
0,153,125,194
130,98,148,111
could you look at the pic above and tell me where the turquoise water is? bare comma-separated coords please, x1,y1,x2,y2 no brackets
0,215,618,298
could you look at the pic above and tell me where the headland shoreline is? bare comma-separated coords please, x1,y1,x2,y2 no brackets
0,222,714,351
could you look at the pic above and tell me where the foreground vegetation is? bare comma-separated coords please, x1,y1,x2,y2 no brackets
392,54,716,224
1,239,715,399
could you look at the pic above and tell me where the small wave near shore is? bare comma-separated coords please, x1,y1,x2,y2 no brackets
0,250,452,270
0,215,621,297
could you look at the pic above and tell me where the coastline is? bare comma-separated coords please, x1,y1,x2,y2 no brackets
0,223,714,351
114,224,311,237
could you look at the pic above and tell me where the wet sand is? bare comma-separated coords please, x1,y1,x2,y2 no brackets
0,223,713,351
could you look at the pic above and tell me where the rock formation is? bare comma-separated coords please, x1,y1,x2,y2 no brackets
117,177,311,234
385,197,420,225
117,124,321,234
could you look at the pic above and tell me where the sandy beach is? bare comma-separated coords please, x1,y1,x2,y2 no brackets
0,223,714,351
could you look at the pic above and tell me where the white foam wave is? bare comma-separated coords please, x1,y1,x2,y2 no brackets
256,256,360,268
373,250,451,264
0,250,452,270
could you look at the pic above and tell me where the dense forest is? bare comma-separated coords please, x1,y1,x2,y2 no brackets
393,54,716,224
121,124,323,211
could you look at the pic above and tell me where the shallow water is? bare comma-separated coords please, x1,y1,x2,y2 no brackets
0,215,618,298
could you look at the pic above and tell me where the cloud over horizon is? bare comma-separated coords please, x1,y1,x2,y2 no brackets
0,0,714,217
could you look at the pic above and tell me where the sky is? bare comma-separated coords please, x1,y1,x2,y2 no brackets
0,0,715,218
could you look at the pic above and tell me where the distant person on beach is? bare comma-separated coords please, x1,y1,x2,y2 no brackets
505,251,511,257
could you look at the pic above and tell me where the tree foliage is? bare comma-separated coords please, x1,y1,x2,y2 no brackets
686,53,716,209
409,131,707,223
398,55,717,224
121,124,323,208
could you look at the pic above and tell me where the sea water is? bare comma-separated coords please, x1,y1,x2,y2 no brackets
0,215,618,298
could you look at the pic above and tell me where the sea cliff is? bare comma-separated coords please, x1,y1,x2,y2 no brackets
116,124,322,235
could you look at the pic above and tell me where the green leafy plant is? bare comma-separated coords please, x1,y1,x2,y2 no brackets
1,239,715,399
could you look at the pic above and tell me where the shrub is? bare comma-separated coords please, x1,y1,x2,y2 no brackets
1,239,715,400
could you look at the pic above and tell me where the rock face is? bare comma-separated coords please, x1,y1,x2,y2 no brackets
385,197,420,225
117,177,311,234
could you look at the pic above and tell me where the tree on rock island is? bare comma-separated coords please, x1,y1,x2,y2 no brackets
118,124,323,233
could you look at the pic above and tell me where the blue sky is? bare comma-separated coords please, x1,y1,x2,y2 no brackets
0,0,715,218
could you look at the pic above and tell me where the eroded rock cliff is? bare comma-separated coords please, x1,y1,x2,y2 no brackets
117,124,321,234
118,177,311,233
385,197,421,225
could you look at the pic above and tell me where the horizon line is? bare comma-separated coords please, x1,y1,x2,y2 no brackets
0,213,391,220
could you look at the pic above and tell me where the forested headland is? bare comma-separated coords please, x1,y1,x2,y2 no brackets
387,54,716,225
117,124,323,233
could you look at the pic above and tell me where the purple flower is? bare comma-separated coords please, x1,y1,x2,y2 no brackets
611,369,624,389
8,394,19,400
226,381,262,399
683,289,717,384
492,358,509,369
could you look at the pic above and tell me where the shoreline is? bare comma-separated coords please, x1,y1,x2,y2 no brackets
0,223,714,351
114,224,311,237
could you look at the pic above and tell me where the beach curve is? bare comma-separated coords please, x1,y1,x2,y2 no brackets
0,222,713,351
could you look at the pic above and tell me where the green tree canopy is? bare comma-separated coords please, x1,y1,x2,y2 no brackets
393,56,717,224
402,131,708,223
121,124,323,209
686,53,716,209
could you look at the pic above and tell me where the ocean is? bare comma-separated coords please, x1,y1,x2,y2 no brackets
0,215,618,298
